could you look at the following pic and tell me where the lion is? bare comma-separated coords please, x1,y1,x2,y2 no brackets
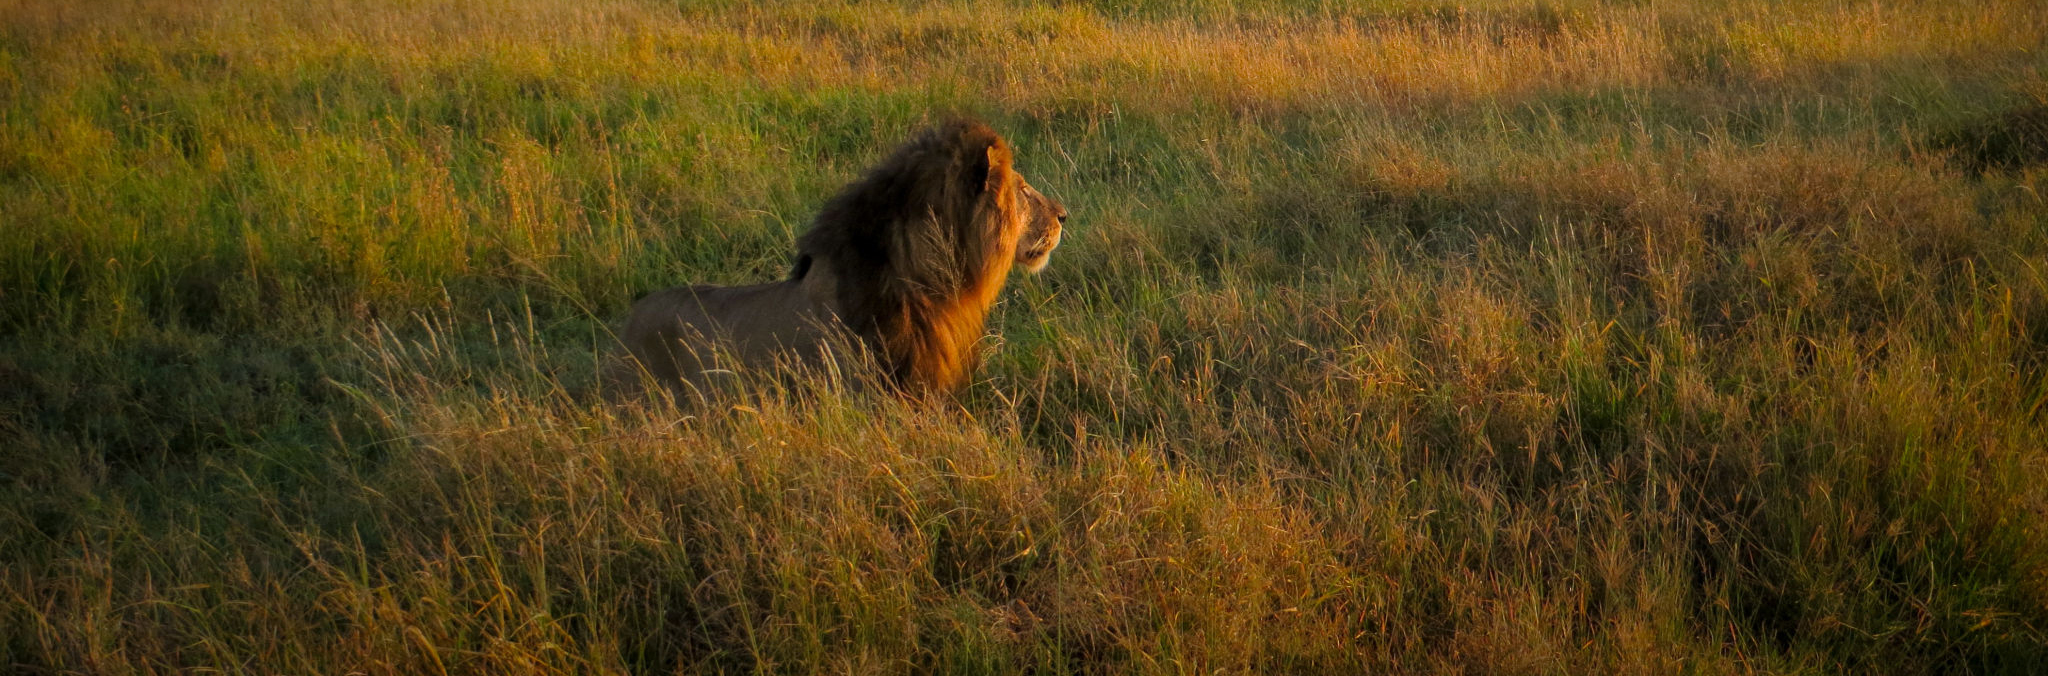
612,119,1066,401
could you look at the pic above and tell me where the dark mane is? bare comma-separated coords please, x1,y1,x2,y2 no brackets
792,119,1024,393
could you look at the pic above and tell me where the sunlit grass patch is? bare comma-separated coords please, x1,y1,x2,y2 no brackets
4,0,2048,672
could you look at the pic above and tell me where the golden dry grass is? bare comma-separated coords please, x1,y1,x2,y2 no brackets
4,0,2048,673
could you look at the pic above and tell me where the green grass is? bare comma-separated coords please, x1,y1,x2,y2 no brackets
5,0,2048,672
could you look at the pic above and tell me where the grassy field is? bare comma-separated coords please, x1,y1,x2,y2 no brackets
5,0,2048,672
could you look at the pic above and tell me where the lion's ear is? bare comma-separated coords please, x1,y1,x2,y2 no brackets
982,142,1015,193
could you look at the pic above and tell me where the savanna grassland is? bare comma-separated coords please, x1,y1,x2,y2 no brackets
5,0,2048,672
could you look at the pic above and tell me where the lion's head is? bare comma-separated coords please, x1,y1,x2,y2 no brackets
794,118,1067,393
615,119,1064,399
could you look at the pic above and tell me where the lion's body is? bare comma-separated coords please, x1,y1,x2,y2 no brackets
617,278,838,392
613,120,1064,399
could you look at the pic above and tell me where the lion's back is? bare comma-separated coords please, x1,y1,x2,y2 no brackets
614,280,840,397
608,285,717,397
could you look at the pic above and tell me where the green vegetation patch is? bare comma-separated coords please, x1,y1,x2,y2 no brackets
4,0,2048,673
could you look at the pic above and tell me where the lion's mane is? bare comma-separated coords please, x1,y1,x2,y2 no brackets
792,119,1027,393
615,119,1034,397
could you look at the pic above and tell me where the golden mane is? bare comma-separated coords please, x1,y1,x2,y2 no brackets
613,119,1062,399
792,119,1027,393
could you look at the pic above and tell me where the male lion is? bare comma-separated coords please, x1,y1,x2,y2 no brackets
613,120,1066,400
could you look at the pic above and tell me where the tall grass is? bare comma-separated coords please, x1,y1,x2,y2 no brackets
4,0,2047,672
